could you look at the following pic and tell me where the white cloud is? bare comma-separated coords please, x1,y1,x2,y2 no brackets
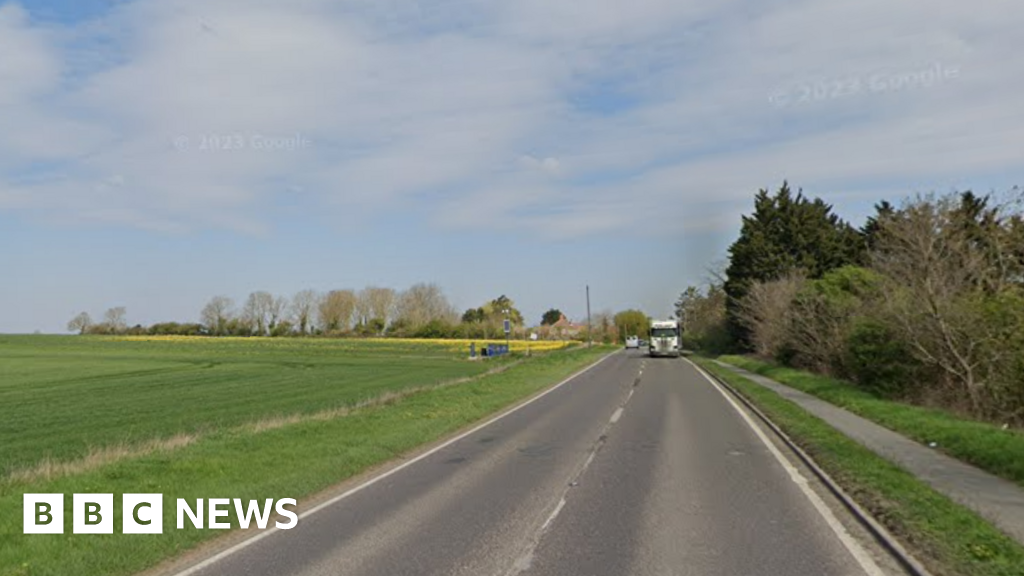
0,4,58,103
1,0,1022,238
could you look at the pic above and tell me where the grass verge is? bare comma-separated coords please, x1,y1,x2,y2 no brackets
718,355,1024,489
692,357,1024,576
0,345,613,576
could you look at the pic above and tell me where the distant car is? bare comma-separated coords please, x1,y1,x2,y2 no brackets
625,335,640,349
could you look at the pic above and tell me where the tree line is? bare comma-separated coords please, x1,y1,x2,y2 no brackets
68,284,653,343
677,182,1024,424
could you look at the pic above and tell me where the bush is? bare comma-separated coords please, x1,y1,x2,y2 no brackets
844,318,923,398
412,319,456,339
269,321,294,337
786,266,883,374
976,289,1024,423
148,322,206,336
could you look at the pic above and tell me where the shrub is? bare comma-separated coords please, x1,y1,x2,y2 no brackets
844,318,923,398
412,319,456,339
787,266,883,374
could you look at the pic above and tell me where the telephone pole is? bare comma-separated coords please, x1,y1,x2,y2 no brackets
586,285,592,348
502,308,510,354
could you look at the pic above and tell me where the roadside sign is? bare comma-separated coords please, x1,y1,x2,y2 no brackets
503,319,511,334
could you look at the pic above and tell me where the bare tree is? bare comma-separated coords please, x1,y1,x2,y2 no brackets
354,289,372,328
734,273,805,359
269,295,289,333
786,283,863,374
103,307,128,334
704,259,729,287
871,194,1023,417
395,283,456,329
676,283,730,352
291,290,319,335
318,289,357,334
591,310,616,343
67,312,93,335
200,296,234,335
362,287,397,329
242,291,275,336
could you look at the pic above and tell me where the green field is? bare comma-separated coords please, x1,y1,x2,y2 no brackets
0,335,498,479
0,335,610,576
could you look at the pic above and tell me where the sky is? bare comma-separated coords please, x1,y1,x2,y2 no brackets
1,0,1022,333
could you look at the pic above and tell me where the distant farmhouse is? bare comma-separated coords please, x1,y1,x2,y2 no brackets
538,313,587,340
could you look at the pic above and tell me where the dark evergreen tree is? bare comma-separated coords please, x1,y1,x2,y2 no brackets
860,200,896,252
724,181,862,348
541,308,564,326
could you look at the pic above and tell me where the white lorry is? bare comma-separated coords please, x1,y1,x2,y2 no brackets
648,319,681,358
625,335,640,349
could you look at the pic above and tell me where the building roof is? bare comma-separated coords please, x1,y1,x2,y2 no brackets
551,314,585,330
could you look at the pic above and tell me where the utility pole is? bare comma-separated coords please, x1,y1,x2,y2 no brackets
586,285,592,348
503,308,511,355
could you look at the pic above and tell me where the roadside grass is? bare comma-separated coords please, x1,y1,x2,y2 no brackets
0,335,502,476
719,355,1024,489
0,344,613,576
693,357,1024,576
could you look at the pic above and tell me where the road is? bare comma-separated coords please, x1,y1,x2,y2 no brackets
174,351,898,576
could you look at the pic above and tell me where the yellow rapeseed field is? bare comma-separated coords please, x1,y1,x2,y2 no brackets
361,338,579,352
105,335,580,352
107,335,270,343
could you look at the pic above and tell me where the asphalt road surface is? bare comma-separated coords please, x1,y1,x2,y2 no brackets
174,351,898,576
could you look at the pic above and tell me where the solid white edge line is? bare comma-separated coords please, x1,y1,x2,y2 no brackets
169,350,619,576
687,360,886,576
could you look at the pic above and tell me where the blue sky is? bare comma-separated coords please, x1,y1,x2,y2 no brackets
1,0,1022,333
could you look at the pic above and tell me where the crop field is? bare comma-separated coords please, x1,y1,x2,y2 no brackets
1,335,574,480
1,335,605,576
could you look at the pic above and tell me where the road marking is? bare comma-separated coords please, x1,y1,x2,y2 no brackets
540,497,567,532
169,351,619,576
689,361,886,576
509,384,628,575
580,450,597,472
610,407,624,424
509,365,640,576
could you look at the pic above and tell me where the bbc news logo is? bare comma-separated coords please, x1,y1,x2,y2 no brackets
24,494,297,534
